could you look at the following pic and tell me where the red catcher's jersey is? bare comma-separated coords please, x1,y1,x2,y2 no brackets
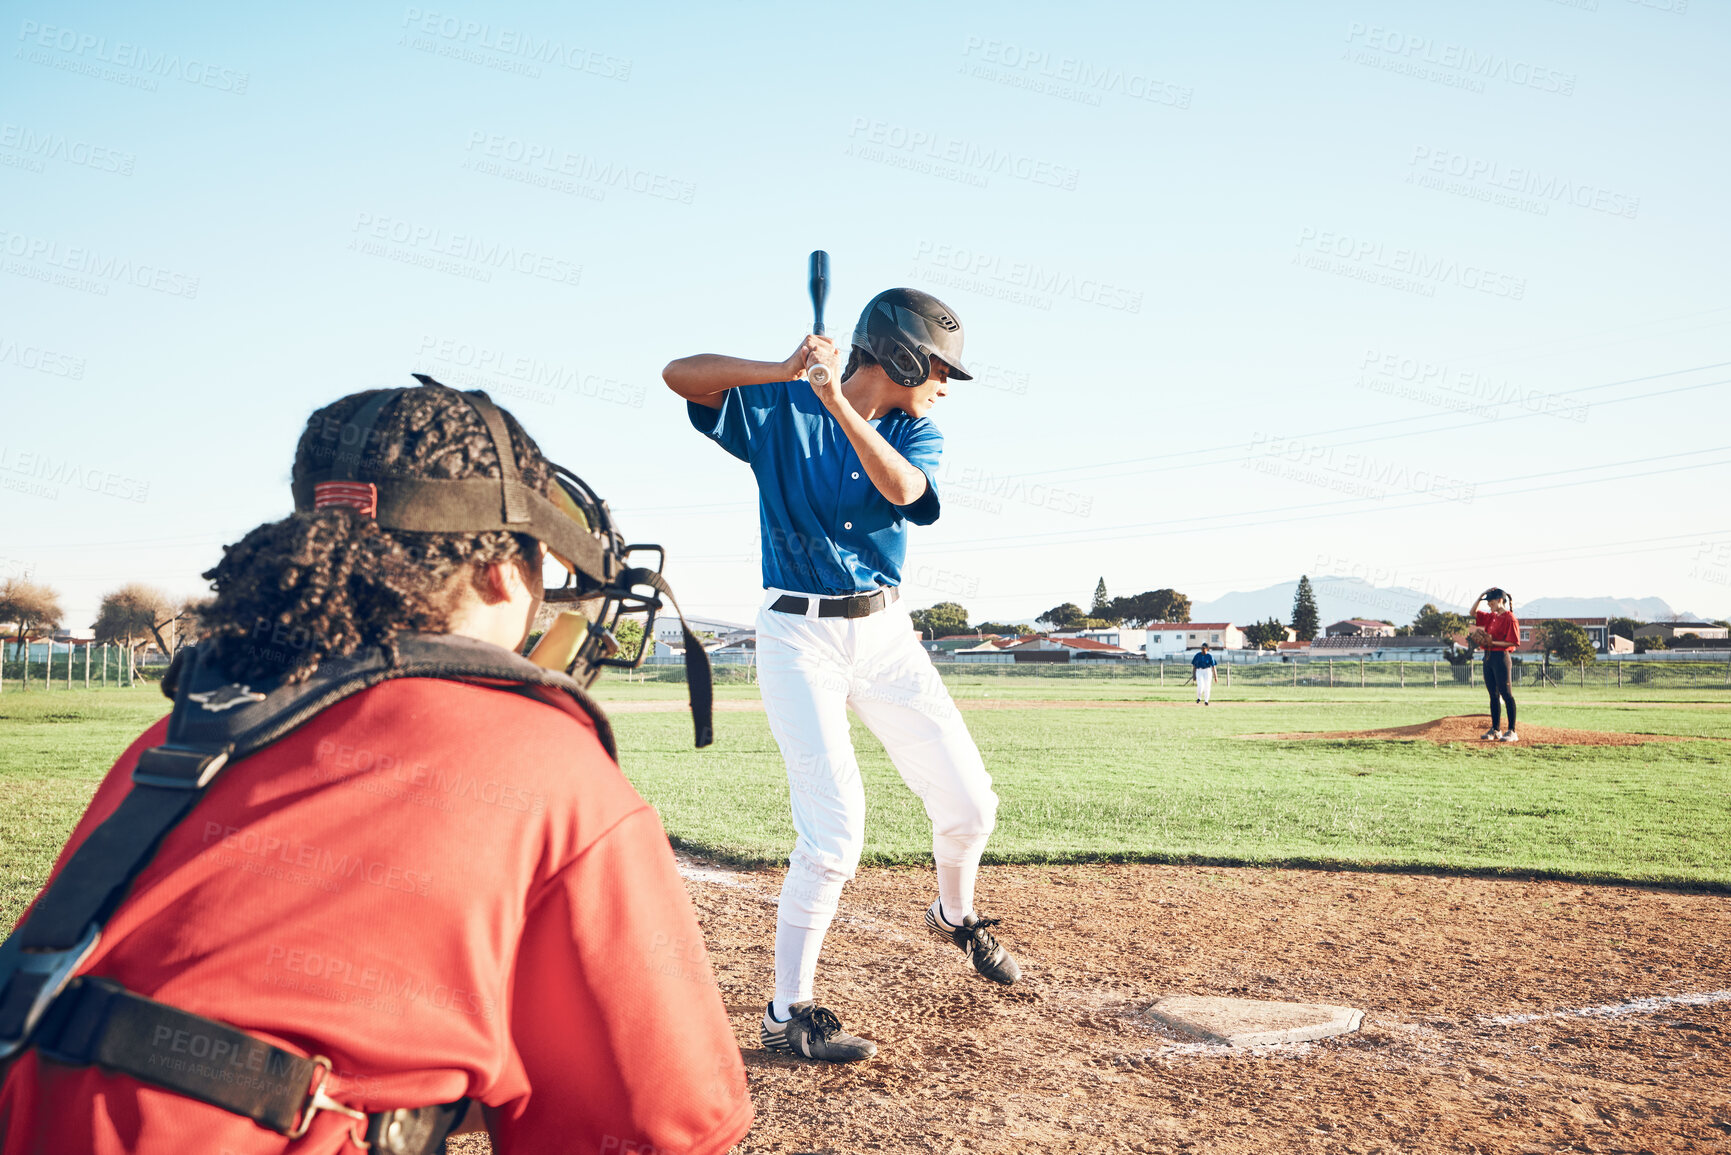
0,679,753,1155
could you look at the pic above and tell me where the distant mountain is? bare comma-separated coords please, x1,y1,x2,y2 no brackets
1514,596,1686,621
1192,577,1467,628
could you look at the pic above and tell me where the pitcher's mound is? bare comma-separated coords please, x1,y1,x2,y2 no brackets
1241,714,1698,747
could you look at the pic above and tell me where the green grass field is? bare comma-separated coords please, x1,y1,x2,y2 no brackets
4,679,1729,927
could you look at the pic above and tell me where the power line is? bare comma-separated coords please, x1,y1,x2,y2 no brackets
935,446,1731,549
1076,375,1730,488
926,446,1731,553
1013,365,1730,486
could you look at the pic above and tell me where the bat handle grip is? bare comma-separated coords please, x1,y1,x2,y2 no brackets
808,364,832,388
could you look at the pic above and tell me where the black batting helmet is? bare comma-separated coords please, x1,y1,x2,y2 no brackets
851,288,974,387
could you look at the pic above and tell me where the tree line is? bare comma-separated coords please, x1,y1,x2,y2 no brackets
908,578,1197,640
906,573,1710,665
0,577,203,660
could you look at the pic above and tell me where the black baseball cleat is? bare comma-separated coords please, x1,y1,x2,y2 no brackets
926,901,1022,985
761,1001,878,1062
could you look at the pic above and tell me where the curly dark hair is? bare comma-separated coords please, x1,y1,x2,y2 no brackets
198,385,554,683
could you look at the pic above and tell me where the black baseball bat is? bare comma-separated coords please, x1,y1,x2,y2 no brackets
809,250,829,336
807,251,834,387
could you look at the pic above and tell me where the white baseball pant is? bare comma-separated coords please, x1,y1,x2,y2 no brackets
755,588,998,1010
1196,667,1214,703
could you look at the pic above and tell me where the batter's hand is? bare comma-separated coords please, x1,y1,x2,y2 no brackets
782,335,833,378
796,335,843,404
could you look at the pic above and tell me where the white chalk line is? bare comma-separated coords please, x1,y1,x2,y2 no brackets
1137,1038,1319,1060
676,857,760,890
675,855,915,943
1485,989,1731,1026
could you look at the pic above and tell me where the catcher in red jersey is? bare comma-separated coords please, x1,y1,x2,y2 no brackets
0,380,751,1155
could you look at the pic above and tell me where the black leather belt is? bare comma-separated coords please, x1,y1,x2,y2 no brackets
770,588,899,619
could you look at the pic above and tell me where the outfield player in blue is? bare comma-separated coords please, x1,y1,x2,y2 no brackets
664,288,1020,1063
1192,642,1218,705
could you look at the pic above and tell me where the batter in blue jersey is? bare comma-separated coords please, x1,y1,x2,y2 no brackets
664,287,1020,1065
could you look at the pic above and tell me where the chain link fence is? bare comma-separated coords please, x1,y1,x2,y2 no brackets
1214,656,1731,690
0,643,146,691
625,653,1731,690
10,646,1725,692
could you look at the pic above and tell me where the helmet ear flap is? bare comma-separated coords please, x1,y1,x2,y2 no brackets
880,339,928,388
863,305,929,387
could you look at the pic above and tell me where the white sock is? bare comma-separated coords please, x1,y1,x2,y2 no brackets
935,862,977,926
771,916,829,1019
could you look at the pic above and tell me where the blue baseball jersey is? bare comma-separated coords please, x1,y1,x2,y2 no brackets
1191,651,1217,670
688,381,943,595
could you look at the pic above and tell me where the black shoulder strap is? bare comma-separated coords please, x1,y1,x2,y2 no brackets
331,389,400,481
0,635,615,1059
619,566,713,748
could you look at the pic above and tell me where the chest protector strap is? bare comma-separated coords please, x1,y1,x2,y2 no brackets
0,634,615,1151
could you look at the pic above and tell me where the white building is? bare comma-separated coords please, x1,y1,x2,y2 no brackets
1633,621,1728,642
1143,622,1243,658
653,614,753,646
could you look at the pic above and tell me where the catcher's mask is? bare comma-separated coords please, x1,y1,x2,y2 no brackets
290,374,713,747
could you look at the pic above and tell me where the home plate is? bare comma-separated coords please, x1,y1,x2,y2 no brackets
1148,996,1365,1047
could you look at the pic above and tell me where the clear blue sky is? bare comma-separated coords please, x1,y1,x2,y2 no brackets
4,0,1728,631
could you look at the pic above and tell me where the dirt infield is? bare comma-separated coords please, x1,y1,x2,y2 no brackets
452,861,1731,1154
1241,713,1710,747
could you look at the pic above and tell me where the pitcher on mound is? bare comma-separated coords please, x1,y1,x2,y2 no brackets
664,288,1020,1063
